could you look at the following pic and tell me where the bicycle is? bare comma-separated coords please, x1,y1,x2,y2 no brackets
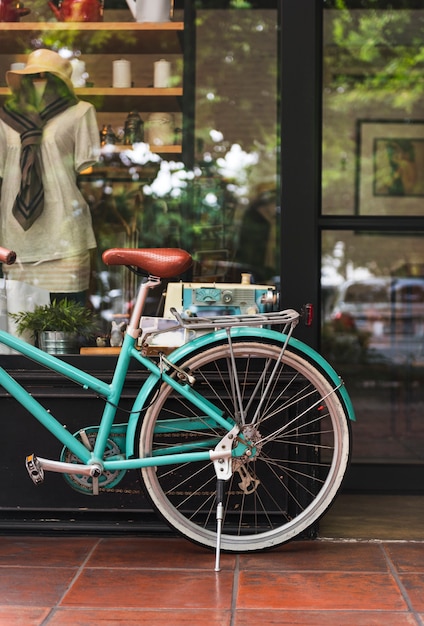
0,245,355,571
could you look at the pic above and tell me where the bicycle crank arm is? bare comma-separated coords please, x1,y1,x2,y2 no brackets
26,453,102,485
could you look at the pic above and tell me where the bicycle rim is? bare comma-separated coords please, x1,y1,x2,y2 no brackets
139,338,351,552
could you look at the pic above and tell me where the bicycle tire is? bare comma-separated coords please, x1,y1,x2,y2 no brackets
139,336,351,552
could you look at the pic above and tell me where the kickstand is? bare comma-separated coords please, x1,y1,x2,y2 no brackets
214,478,225,572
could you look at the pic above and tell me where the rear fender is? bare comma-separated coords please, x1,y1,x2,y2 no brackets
126,326,355,459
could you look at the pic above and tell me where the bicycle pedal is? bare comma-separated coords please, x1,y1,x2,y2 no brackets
25,453,44,486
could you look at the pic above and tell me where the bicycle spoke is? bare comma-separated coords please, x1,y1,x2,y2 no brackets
140,338,350,552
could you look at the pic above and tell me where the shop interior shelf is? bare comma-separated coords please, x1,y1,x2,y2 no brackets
0,22,184,55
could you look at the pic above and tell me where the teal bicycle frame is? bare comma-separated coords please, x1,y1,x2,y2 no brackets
0,327,241,474
0,246,355,571
0,321,355,477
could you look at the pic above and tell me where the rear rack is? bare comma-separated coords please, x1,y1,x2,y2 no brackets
170,307,300,331
139,308,300,356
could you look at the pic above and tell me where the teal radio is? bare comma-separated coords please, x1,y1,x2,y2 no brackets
163,282,278,319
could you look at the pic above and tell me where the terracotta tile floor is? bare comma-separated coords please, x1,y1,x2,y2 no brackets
0,534,423,625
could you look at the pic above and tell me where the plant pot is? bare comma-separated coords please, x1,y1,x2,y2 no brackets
38,331,79,355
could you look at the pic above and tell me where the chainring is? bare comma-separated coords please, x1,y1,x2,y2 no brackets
61,429,126,495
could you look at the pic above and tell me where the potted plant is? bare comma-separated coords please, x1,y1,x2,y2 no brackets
10,298,96,355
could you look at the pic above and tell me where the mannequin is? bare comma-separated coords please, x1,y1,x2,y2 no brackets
32,74,47,106
0,49,100,307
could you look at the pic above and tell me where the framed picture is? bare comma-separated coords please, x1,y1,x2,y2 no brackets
355,119,424,215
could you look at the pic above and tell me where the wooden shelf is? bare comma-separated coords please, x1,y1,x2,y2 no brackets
0,21,184,54
150,145,182,154
101,144,181,153
0,18,187,157
81,88,182,112
0,22,184,32
99,144,182,155
0,87,183,112
80,347,121,355
0,87,182,96
77,87,182,96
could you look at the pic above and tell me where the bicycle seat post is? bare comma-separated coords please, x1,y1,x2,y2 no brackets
126,276,161,339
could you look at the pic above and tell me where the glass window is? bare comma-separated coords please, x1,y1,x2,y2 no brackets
191,4,280,286
322,231,424,464
322,1,424,469
322,1,424,216
0,1,280,351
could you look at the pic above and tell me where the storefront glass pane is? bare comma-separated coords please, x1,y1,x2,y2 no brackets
322,1,424,470
322,231,424,464
322,1,424,216
191,5,279,286
0,2,280,349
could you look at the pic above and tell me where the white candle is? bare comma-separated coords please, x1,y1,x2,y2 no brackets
113,59,131,88
154,59,171,88
10,62,26,71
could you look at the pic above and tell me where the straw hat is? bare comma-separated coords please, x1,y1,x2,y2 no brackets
6,49,74,93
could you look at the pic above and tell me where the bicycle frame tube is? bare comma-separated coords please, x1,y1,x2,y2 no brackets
0,330,111,394
0,321,355,474
0,329,141,463
0,327,235,470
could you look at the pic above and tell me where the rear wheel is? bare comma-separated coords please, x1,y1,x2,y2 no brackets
139,337,351,552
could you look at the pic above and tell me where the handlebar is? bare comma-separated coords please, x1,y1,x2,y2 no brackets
0,247,17,266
